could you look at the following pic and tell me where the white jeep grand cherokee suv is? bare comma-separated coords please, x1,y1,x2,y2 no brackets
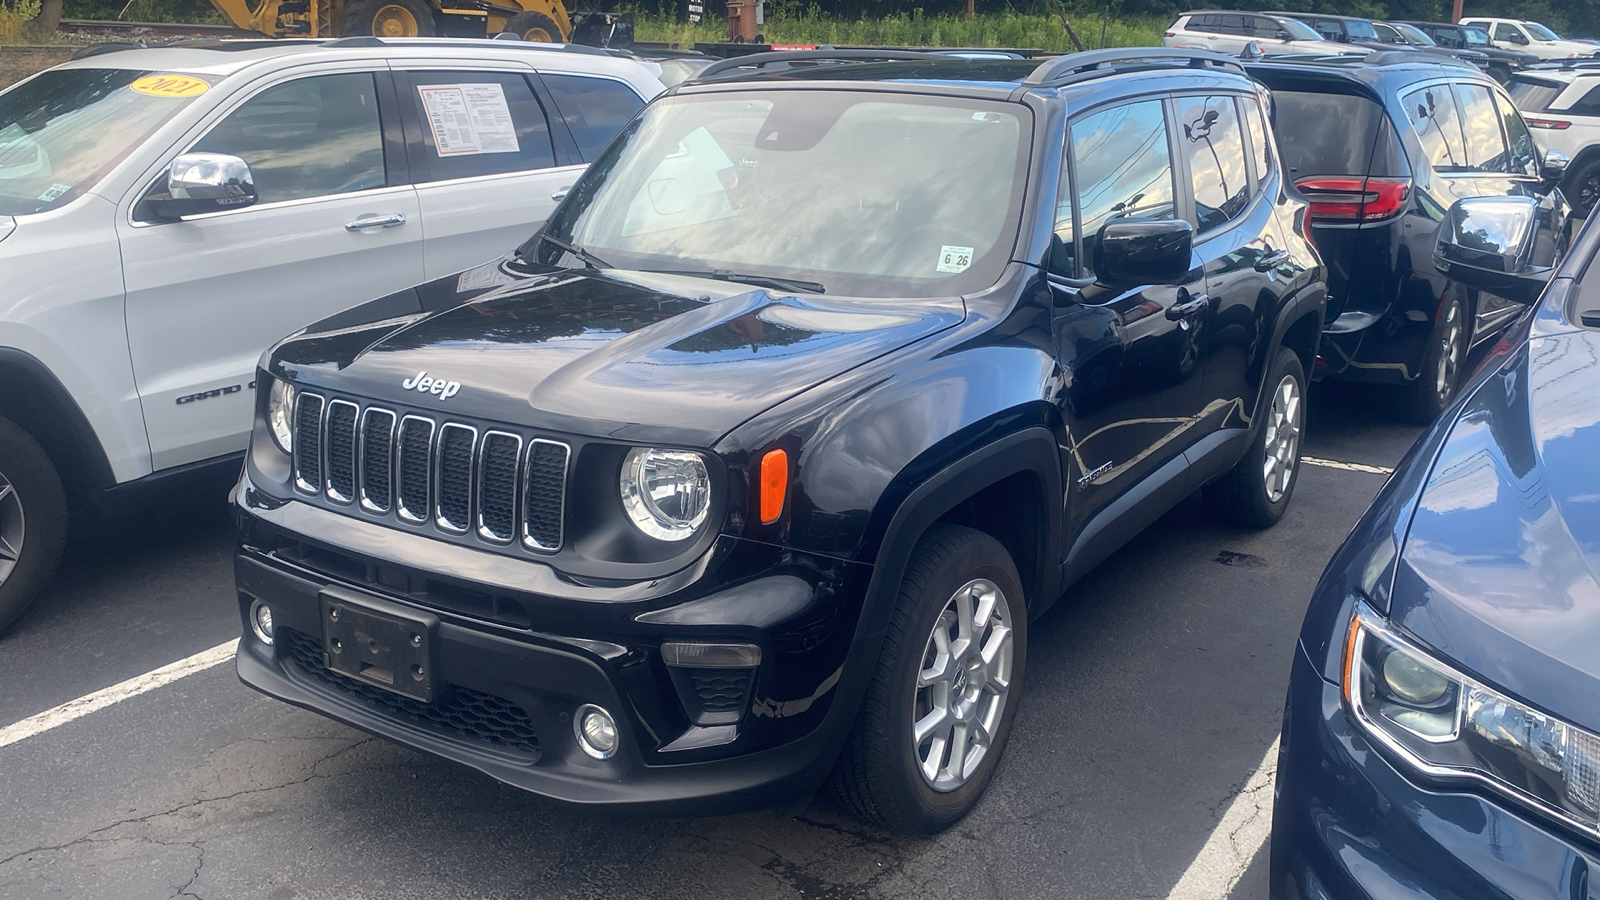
1163,10,1332,56
1460,18,1600,61
0,38,663,631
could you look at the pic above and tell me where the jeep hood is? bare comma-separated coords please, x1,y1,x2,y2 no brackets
270,262,965,447
1390,326,1600,731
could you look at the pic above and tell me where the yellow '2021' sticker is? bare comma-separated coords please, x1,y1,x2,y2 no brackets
129,75,210,98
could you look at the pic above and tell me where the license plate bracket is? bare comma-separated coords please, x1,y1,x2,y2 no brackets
319,586,439,703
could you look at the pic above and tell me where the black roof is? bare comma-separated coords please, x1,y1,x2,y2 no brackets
1265,10,1373,22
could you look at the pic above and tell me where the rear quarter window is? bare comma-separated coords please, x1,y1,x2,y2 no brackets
1269,89,1406,180
1508,77,1565,113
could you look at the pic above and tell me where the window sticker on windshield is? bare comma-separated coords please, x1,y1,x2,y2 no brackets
937,245,975,274
129,75,210,98
417,84,520,157
37,183,71,202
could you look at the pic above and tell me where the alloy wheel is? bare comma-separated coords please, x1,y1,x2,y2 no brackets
1261,374,1303,504
0,468,24,589
1581,172,1600,217
912,578,1014,792
1435,301,1463,406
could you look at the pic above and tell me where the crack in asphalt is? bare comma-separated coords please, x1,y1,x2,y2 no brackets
171,839,206,900
0,737,377,868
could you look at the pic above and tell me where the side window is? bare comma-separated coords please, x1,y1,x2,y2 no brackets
1218,15,1247,35
1567,85,1600,117
1177,95,1250,232
1251,17,1281,39
1402,84,1468,172
1243,95,1271,184
189,72,385,205
1313,19,1342,40
1454,83,1512,172
540,74,646,161
1191,14,1218,33
1494,90,1540,176
405,72,555,182
1493,22,1519,41
1055,99,1177,278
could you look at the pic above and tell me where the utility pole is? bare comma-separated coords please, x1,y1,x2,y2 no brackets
1451,0,1463,23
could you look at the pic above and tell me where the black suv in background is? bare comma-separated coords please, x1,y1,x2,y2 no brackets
230,48,1324,834
1394,20,1538,82
1247,54,1569,421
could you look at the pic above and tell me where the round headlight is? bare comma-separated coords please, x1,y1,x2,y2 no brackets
267,378,295,454
620,448,711,541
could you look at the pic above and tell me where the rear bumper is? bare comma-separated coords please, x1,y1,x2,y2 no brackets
233,499,876,815
1271,641,1600,899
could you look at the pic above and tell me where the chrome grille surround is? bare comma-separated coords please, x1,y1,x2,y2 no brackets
287,397,568,556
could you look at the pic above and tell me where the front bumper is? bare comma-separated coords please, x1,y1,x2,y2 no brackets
233,493,876,815
1271,641,1600,899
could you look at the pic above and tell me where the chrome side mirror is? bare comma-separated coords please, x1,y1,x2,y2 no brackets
147,152,257,219
1542,148,1570,181
1434,196,1552,303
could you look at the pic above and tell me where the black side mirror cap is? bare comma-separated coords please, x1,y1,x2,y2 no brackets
1095,218,1195,289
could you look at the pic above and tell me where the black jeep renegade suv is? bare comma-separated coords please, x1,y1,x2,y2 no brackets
232,48,1326,834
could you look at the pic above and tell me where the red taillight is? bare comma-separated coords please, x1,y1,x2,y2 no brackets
1295,176,1411,224
1525,117,1572,130
1165,31,1176,37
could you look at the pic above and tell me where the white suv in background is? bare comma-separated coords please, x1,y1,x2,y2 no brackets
1461,18,1600,60
0,38,664,630
1506,64,1600,214
1164,11,1333,56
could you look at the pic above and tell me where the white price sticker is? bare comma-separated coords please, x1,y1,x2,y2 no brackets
936,245,975,274
417,83,521,157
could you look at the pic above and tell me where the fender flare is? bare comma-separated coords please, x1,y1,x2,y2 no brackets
0,348,116,501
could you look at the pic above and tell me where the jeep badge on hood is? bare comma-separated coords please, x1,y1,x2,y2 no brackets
402,371,461,400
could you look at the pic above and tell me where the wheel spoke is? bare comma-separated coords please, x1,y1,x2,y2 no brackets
914,704,950,744
0,484,12,504
919,625,952,686
921,729,950,782
980,624,1011,673
0,537,15,563
946,723,970,782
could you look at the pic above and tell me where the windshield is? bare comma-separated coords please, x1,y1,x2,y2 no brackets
1278,17,1322,41
1525,22,1561,41
0,68,207,216
1394,23,1436,46
542,91,1030,298
1344,18,1378,40
1462,27,1491,46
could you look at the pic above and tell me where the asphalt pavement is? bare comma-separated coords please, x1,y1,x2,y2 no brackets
0,382,1424,900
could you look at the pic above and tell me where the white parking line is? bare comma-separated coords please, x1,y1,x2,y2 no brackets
1304,456,1394,476
0,639,236,749
1166,738,1280,900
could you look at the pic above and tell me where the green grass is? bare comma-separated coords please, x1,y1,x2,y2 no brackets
634,10,1165,52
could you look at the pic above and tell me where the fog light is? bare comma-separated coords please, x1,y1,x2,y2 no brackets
249,599,275,646
575,704,618,759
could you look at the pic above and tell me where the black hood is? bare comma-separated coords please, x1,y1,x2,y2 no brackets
1390,326,1600,730
270,260,965,447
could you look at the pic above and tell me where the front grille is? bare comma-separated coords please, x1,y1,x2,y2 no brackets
282,630,541,760
290,393,569,554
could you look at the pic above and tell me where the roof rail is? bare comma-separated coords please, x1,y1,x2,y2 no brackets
688,48,937,83
1021,47,1244,86
320,35,611,56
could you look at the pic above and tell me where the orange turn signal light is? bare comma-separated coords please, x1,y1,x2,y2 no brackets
760,449,788,524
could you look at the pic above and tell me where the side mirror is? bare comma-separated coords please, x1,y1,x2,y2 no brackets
1509,32,1530,45
147,153,257,219
1276,29,1291,40
1434,196,1552,303
1542,148,1570,182
1096,218,1194,288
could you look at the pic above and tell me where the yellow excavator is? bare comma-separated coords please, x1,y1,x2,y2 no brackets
205,0,614,42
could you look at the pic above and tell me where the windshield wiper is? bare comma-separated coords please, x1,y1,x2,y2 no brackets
534,233,611,270
645,268,825,294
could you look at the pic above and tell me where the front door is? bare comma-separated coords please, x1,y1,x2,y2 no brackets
118,69,425,470
1052,97,1211,538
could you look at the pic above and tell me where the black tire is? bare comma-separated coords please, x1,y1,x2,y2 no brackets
1488,64,1511,85
501,10,561,42
1564,159,1600,219
830,524,1027,834
1204,347,1307,529
0,416,68,634
1395,295,1467,425
340,0,434,37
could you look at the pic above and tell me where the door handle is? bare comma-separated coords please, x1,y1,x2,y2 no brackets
551,186,572,201
1166,293,1211,321
344,213,407,231
1254,249,1291,271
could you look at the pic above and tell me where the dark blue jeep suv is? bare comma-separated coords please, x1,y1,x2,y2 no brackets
230,48,1325,833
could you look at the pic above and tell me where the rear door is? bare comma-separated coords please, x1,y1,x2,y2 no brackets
118,66,425,470
393,64,585,280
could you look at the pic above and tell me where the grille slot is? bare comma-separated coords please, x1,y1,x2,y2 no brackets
477,431,522,543
324,400,359,503
396,416,435,524
292,393,325,494
359,408,395,513
523,439,569,552
435,424,477,534
282,630,541,760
